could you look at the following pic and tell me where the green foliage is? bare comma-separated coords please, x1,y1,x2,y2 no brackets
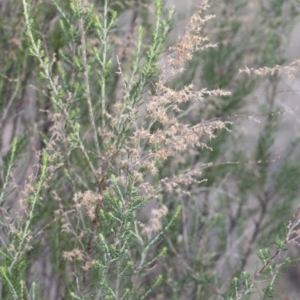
0,0,300,299
0,249,27,300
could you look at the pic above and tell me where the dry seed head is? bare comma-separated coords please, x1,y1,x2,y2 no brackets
160,0,216,82
239,59,300,80
140,205,168,236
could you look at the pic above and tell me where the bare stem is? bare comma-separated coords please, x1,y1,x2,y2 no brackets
79,17,102,161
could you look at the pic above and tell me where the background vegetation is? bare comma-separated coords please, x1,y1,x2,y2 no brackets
0,0,300,299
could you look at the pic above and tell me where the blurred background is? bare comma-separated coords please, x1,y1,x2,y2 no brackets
1,0,300,299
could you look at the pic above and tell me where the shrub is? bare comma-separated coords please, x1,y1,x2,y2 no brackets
0,0,300,299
